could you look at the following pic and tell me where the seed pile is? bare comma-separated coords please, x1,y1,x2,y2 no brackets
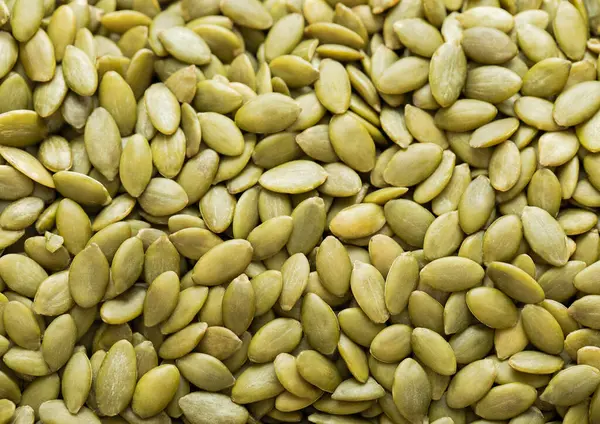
2,0,600,422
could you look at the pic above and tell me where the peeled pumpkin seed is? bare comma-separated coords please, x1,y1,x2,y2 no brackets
0,0,598,422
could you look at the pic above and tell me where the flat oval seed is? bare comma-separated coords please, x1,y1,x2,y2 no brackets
4,301,40,350
487,261,545,303
539,130,579,167
69,243,109,308
132,364,180,418
232,363,284,404
200,185,235,233
420,257,484,292
63,46,98,96
541,365,600,406
568,295,600,329
316,236,352,297
99,71,136,136
522,304,564,355
302,293,340,355
265,13,305,61
554,81,600,127
85,107,122,181
247,216,293,260
377,57,430,95
458,175,495,234
138,178,188,216
517,24,558,63
385,254,419,315
144,83,180,135
180,392,248,424
222,274,255,336
197,112,244,156
521,206,569,266
39,401,100,424
305,22,365,49
385,199,435,248
0,197,44,231
160,286,208,335
464,66,522,104
221,0,272,29
435,99,497,132
515,96,562,131
95,340,137,416
270,55,319,89
470,118,520,148
384,143,443,188
176,353,234,392
62,351,92,414
53,171,112,206
329,113,376,172
350,262,389,324
101,11,152,33
393,18,442,58
100,286,146,325
19,29,56,83
159,26,211,65
192,239,253,286
274,353,322,400
489,141,521,192
522,58,571,98
462,27,518,64
474,383,536,420
280,253,310,311
392,358,431,423
330,204,385,239
0,146,54,188
297,350,342,393
0,253,48,297
509,351,564,374
315,59,351,114
158,322,208,360
457,6,514,31
370,324,411,365
553,1,587,61
466,287,518,329
235,93,301,134
259,160,327,194
428,42,467,108
3,347,50,376
41,314,77,371
483,214,523,265
33,271,73,316
287,197,326,255
411,327,456,376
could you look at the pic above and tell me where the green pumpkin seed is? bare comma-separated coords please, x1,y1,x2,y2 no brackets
522,304,564,355
487,261,545,303
462,27,518,64
377,56,430,95
297,350,342,393
95,340,137,416
469,118,520,148
259,160,327,194
521,206,569,266
62,351,92,414
474,383,536,420
231,363,285,404
329,113,376,172
541,365,600,406
554,81,600,127
38,401,100,424
508,351,564,374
